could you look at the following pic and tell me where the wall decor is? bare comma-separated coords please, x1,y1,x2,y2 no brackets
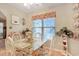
62,34,68,52
12,15,20,24
73,13,79,19
73,3,79,28
73,3,79,10
73,3,79,40
74,19,79,28
22,18,25,25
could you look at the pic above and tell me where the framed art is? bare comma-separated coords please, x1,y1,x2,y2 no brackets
12,15,20,24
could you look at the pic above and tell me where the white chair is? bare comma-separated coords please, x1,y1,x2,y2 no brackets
5,37,15,56
12,33,21,42
6,32,32,56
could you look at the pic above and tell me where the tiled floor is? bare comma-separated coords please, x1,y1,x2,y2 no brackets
0,49,13,56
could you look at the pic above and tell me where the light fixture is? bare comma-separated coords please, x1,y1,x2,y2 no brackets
24,3,42,8
24,3,27,6
24,3,34,6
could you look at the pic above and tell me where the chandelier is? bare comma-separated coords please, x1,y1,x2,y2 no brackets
24,3,42,9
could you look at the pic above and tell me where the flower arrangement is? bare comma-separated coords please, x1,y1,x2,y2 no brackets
56,27,73,38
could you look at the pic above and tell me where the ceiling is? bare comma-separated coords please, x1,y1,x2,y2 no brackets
0,3,66,14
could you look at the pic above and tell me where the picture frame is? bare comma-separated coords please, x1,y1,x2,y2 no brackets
12,15,20,24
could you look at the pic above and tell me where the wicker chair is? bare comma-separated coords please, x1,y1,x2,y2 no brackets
5,37,15,56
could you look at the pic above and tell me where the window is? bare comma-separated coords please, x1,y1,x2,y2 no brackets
33,19,42,41
33,18,56,42
0,18,6,39
0,23,3,38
